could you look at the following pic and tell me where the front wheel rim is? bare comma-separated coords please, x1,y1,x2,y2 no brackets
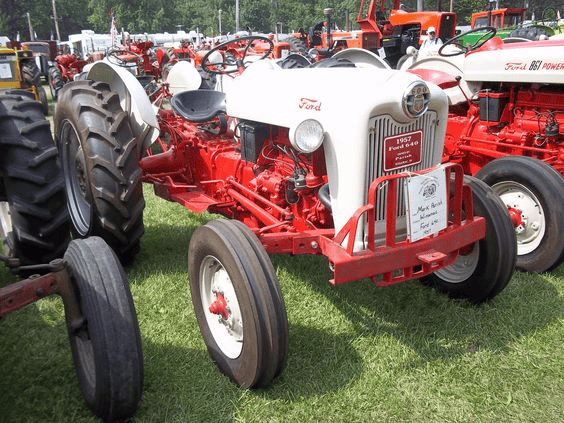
200,255,244,359
433,243,480,283
0,202,14,255
492,181,545,256
60,120,92,236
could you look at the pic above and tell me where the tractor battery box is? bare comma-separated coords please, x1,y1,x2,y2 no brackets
239,120,268,163
479,91,508,122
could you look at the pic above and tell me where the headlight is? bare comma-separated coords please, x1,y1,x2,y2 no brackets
402,81,431,119
291,119,324,153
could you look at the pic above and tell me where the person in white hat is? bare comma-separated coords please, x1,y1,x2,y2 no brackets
420,26,443,51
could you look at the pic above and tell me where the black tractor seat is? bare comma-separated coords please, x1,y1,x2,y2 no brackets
170,90,227,122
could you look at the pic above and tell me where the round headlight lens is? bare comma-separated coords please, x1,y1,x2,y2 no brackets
292,119,324,153
402,81,431,119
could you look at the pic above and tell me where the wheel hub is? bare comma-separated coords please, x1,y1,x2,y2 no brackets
200,255,243,359
494,182,545,255
74,145,88,197
209,291,229,320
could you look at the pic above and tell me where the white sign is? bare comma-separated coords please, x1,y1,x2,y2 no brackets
405,166,448,242
0,63,12,79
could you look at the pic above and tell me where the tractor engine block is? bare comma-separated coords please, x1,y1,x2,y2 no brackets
444,84,564,175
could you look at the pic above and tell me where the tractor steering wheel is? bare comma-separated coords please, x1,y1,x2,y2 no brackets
439,26,497,57
106,49,143,67
201,35,274,75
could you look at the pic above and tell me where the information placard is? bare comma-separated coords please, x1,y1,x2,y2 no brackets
384,130,422,171
405,166,448,242
0,63,13,79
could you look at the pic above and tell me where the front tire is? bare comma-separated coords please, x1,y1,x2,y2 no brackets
423,176,516,303
188,219,289,388
64,236,143,422
54,80,145,265
476,156,564,272
0,89,70,267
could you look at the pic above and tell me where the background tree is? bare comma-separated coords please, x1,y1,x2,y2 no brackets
3,0,564,42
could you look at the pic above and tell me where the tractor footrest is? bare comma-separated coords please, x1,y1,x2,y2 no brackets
417,250,448,265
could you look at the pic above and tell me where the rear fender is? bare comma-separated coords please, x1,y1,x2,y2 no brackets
86,61,159,151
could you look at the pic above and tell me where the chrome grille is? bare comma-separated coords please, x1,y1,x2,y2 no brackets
366,112,440,221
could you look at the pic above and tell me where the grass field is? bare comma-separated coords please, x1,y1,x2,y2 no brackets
1,183,563,422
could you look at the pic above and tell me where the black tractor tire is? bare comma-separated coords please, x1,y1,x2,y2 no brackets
37,84,49,115
0,89,70,268
48,66,64,101
287,36,308,55
278,53,312,69
64,236,143,422
188,219,289,388
21,60,49,115
422,176,516,304
230,220,288,381
476,156,564,272
509,26,551,40
21,59,42,86
55,80,145,265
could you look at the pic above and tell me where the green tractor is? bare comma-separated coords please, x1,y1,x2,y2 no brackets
460,6,563,46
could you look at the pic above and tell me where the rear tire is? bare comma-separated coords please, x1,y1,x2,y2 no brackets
188,219,288,388
55,80,145,265
476,156,564,272
422,176,516,303
287,36,308,55
21,60,48,115
64,236,143,422
48,66,64,101
0,89,70,267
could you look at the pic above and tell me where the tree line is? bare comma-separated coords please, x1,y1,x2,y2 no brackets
0,0,558,42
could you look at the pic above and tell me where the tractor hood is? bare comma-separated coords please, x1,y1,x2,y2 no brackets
226,61,442,129
464,38,564,84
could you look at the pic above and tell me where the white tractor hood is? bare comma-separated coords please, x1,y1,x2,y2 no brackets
464,38,564,84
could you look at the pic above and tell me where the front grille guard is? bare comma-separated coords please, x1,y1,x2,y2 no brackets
318,162,486,287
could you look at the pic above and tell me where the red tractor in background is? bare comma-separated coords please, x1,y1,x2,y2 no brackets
114,38,163,81
284,0,456,67
405,27,564,273
48,48,89,100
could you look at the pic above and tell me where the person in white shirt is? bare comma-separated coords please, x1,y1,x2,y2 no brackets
420,26,443,51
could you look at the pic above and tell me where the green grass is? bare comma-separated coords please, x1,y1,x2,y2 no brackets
1,184,563,422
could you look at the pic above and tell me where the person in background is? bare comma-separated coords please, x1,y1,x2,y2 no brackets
420,26,443,50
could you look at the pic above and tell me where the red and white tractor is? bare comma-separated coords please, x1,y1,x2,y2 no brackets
54,36,516,389
0,89,143,422
403,27,564,273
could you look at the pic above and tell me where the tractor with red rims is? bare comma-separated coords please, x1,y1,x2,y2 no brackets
0,89,143,421
403,27,564,273
54,36,516,389
48,50,89,100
